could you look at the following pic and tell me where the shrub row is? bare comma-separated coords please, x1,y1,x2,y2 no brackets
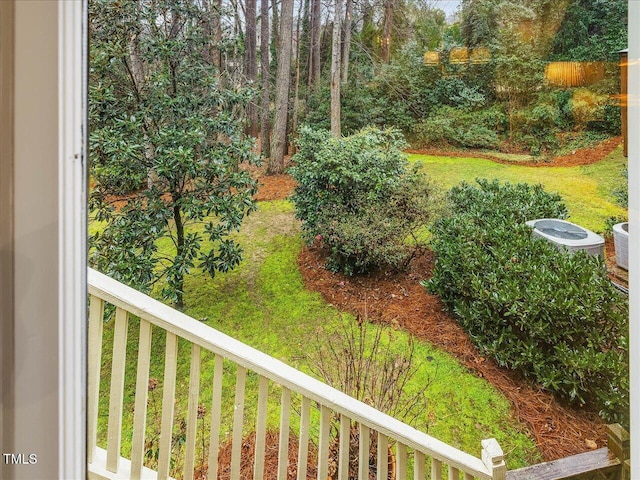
426,179,629,424
290,126,440,275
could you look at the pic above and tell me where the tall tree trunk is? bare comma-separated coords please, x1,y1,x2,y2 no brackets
309,0,321,88
269,0,294,174
300,0,311,88
128,11,160,189
260,0,271,157
361,0,373,52
341,0,353,84
231,0,241,85
381,0,394,63
173,202,185,309
212,0,223,76
291,0,303,150
330,0,342,137
271,0,280,66
245,0,259,137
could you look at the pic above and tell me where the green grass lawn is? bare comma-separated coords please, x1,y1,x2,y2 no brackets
409,145,627,232
96,200,540,475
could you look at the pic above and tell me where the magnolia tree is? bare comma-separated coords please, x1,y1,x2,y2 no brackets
89,0,259,308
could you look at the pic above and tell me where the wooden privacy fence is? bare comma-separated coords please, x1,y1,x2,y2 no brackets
87,268,506,480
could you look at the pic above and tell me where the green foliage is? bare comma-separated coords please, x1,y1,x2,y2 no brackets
290,126,441,275
426,179,629,424
613,167,629,208
411,85,619,155
410,145,628,232
304,77,414,135
413,106,506,149
550,0,628,61
303,1,625,157
89,0,259,307
604,215,628,237
461,0,498,47
302,42,498,138
590,104,622,135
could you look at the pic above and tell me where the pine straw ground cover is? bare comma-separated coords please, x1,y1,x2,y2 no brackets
297,246,606,462
256,137,626,462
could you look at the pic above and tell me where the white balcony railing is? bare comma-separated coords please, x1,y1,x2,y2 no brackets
87,267,506,480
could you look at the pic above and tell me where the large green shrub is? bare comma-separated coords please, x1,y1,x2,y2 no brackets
426,179,629,424
290,126,440,275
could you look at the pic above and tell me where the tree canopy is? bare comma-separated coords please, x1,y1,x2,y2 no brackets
89,0,259,307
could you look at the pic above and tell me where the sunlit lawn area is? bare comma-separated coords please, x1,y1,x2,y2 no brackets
409,145,627,232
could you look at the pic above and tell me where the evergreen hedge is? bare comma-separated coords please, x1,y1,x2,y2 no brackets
426,179,629,424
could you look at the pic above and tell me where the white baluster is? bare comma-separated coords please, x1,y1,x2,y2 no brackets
431,458,442,480
317,405,331,480
254,375,269,480
157,332,178,480
449,465,460,480
278,387,291,480
208,354,224,480
413,451,425,480
130,319,153,479
297,396,311,480
359,424,370,480
106,307,129,473
396,443,407,479
230,366,247,478
183,343,201,480
338,415,351,480
377,432,388,480
87,295,104,464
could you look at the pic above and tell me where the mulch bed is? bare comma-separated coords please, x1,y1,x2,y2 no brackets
208,431,318,480
406,136,623,167
252,137,627,463
255,174,297,202
297,246,606,462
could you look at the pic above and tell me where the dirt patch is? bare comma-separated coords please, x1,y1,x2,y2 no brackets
297,245,607,463
406,136,623,168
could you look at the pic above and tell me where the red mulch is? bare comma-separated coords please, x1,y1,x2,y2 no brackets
547,136,623,167
296,246,606,463
201,431,318,480
406,136,623,167
255,174,297,201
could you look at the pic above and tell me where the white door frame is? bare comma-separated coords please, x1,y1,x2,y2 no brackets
58,1,87,478
0,1,86,478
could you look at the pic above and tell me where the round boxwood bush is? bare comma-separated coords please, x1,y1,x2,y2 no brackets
290,126,441,275
426,179,628,425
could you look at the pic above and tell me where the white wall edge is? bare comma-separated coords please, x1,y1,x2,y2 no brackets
58,1,87,478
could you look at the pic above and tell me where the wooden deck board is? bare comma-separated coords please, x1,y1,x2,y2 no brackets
506,448,620,480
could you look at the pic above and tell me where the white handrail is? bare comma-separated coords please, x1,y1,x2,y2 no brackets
88,267,496,479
